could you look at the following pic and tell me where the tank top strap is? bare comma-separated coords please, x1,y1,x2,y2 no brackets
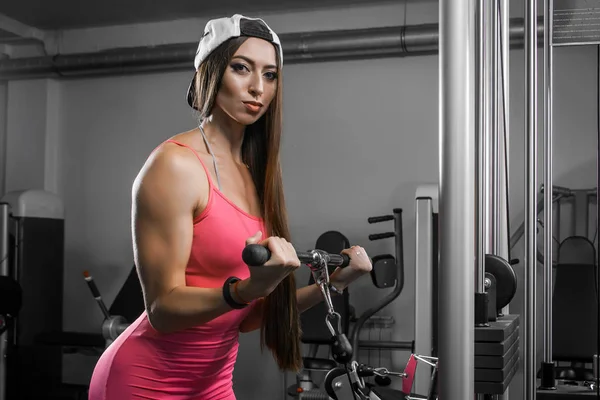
165,139,215,190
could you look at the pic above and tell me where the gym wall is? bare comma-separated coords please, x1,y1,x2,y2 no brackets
1,0,598,399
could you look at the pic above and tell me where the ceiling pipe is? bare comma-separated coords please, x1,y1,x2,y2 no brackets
0,17,543,81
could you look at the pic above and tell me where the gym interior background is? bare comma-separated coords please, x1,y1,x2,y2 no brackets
0,0,597,399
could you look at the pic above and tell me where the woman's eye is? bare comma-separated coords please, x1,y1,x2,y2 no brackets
264,72,278,81
231,63,249,72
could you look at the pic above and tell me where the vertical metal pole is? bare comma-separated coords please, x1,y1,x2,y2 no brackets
553,199,560,246
501,0,510,190
0,203,9,400
439,0,476,398
499,1,511,398
543,0,554,365
525,0,538,397
492,0,500,256
476,0,486,294
540,0,557,391
0,81,7,198
484,0,494,255
476,0,489,381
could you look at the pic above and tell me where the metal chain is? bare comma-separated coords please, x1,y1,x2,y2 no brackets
307,249,343,337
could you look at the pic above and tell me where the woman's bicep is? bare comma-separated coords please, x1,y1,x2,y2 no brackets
132,148,204,312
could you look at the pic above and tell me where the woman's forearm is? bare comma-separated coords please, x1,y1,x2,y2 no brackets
239,284,330,334
296,283,326,313
149,279,261,333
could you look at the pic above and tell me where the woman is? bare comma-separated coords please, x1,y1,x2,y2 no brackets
88,14,372,400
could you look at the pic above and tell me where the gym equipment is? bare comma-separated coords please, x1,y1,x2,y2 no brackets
0,276,22,335
414,186,520,397
288,213,409,399
0,205,7,400
244,242,412,400
244,243,354,364
350,209,407,362
291,230,351,398
82,262,146,347
484,254,517,319
536,0,600,394
367,212,400,289
0,190,65,400
82,271,131,346
244,209,413,400
323,354,439,400
529,185,600,397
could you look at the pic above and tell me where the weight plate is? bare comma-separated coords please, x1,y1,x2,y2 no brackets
485,254,517,310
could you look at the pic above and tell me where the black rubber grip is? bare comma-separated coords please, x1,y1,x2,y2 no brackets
369,232,396,241
336,254,351,268
242,244,351,268
242,244,271,266
86,279,102,298
368,215,394,224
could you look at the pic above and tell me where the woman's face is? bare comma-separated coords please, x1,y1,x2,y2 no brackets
215,37,279,126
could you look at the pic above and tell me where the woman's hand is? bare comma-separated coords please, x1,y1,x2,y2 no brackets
329,245,372,292
240,231,300,299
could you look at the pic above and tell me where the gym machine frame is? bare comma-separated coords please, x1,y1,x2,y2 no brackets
441,0,522,398
537,0,600,396
445,0,600,398
0,203,9,400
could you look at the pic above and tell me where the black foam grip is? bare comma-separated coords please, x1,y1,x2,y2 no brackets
369,232,395,241
86,279,102,298
242,244,271,266
340,254,350,268
368,215,394,224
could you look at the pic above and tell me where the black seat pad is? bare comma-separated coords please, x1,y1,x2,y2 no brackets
370,387,408,400
303,357,338,371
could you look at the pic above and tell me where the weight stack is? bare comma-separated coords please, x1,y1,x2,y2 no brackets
474,314,520,395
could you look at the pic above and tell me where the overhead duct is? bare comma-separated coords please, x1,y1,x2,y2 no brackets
0,17,542,81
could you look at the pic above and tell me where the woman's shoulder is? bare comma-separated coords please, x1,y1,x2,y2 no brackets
135,129,206,188
149,129,206,165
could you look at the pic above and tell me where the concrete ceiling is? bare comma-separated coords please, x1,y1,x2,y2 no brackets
0,0,392,30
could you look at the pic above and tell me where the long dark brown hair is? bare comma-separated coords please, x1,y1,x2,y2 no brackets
190,36,303,372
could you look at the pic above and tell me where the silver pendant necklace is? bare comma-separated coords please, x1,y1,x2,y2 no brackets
199,124,223,191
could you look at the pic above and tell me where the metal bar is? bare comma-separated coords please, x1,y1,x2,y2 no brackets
357,340,413,350
0,79,6,197
501,0,510,209
524,0,538,398
0,203,9,400
493,0,501,256
574,190,589,237
414,197,434,394
439,0,476,398
501,0,511,286
553,195,560,245
498,10,512,400
484,0,494,256
476,0,486,294
543,0,554,365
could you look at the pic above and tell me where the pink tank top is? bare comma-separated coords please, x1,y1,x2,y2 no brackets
88,139,265,400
